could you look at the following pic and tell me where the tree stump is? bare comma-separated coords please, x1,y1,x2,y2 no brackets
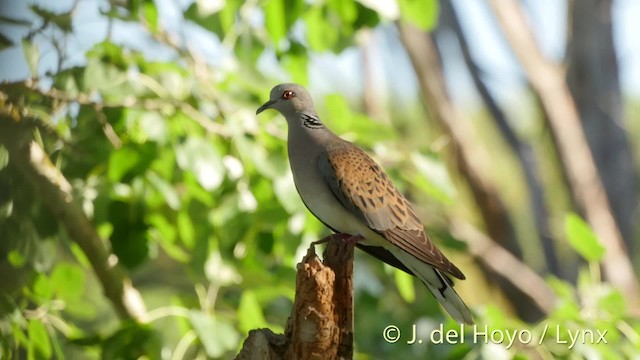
235,234,354,360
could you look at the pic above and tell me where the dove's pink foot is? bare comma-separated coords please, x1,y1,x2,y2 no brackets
335,233,363,246
311,233,363,247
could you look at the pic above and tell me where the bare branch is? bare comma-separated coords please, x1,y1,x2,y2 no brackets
439,0,559,276
450,219,556,315
396,23,520,258
489,0,640,312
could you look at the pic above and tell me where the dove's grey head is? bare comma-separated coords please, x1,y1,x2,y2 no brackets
256,83,317,119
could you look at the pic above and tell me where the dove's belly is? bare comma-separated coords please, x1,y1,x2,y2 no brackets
290,157,387,248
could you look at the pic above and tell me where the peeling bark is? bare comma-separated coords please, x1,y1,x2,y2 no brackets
235,235,354,360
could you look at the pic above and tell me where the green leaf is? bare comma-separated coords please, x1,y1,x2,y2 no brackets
597,289,626,319
265,0,286,44
393,268,415,302
353,2,380,29
28,320,51,359
22,39,39,77
188,311,239,358
147,213,176,244
33,274,53,300
0,32,13,51
177,210,195,248
196,0,225,16
0,145,8,169
30,5,73,32
304,6,338,51
411,153,454,204
8,250,26,267
146,172,180,210
184,1,239,40
323,94,393,145
546,276,575,301
140,112,169,143
238,290,268,333
142,2,158,32
50,263,85,302
397,0,439,31
282,42,308,84
109,200,149,269
101,322,161,359
328,0,357,24
108,147,140,182
564,213,605,262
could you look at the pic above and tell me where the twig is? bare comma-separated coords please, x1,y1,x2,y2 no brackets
450,219,556,314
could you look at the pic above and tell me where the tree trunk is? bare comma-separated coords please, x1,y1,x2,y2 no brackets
395,23,555,321
438,0,560,277
566,0,638,251
235,235,354,360
489,0,640,312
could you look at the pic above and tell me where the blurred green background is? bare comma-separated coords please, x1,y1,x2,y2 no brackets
1,0,639,358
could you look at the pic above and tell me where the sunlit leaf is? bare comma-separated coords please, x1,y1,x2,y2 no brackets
50,262,85,302
393,268,415,303
323,94,393,145
177,210,196,248
28,320,51,359
564,213,605,262
189,311,239,358
328,0,357,24
108,147,140,182
597,289,626,319
142,2,158,32
8,250,26,267
238,290,268,333
411,153,454,204
33,274,53,300
282,44,308,84
397,0,438,30
304,6,338,51
265,0,286,44
204,252,241,286
146,172,180,210
22,39,39,76
176,138,225,191
138,112,169,143
196,0,225,16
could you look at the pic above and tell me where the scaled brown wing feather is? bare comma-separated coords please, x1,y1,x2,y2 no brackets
318,144,465,280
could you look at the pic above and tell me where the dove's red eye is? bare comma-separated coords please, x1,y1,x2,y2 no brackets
282,90,294,100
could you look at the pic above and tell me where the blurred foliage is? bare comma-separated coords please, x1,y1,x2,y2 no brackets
0,0,639,359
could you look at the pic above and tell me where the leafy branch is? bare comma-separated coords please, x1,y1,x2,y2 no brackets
0,105,146,322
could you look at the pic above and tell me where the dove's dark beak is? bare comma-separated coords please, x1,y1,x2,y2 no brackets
256,100,276,115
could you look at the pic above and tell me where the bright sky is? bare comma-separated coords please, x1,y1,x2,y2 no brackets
1,0,639,105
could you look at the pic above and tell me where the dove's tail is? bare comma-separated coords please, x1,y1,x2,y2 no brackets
392,249,474,325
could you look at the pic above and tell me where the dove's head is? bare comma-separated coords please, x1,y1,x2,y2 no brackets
256,83,316,118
